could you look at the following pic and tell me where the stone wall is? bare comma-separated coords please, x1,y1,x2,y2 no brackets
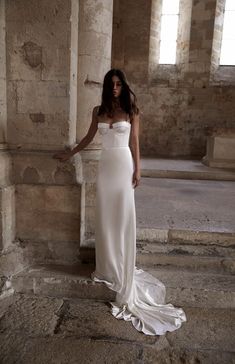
2,0,82,269
112,0,235,158
6,0,72,150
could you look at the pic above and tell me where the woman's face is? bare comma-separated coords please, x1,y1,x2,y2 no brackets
112,75,122,98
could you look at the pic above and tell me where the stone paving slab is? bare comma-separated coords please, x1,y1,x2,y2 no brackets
167,307,235,352
0,293,234,364
0,293,63,336
56,298,159,345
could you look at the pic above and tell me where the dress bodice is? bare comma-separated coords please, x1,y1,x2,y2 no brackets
98,121,131,149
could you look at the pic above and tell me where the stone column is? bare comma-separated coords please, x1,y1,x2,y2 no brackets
4,0,81,267
0,0,16,292
76,0,113,251
0,0,15,256
0,0,7,146
77,0,113,147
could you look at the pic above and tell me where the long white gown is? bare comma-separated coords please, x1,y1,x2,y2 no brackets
91,120,187,336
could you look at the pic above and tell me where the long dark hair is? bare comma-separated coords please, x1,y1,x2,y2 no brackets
98,69,139,120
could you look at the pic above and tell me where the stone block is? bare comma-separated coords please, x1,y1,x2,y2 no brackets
79,0,113,36
0,243,25,276
42,47,70,81
10,337,143,364
78,31,112,59
55,299,160,345
0,293,63,336
0,185,15,251
6,106,69,148
0,152,12,186
85,206,95,235
6,20,70,53
15,184,81,242
16,239,80,266
203,134,235,168
167,307,235,352
143,346,235,364
137,250,234,274
5,0,71,23
85,183,96,207
11,151,81,185
16,80,69,114
7,44,42,81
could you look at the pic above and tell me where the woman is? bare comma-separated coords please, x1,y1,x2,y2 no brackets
53,69,186,336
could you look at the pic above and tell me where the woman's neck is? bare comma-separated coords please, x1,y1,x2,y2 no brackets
112,98,121,109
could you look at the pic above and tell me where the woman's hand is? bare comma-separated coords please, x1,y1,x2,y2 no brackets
52,148,73,162
132,169,141,188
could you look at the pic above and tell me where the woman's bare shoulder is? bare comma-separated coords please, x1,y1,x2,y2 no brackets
93,105,100,115
130,110,140,123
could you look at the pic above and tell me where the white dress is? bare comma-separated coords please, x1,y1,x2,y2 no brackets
91,120,187,336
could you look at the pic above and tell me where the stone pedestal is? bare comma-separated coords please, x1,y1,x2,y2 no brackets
202,129,235,169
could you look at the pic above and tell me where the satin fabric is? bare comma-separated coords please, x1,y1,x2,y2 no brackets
91,121,186,335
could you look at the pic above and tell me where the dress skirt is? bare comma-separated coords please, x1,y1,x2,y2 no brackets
91,122,187,336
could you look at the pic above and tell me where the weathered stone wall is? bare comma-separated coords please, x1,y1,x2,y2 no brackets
112,0,235,158
112,0,151,83
2,0,82,268
6,0,71,150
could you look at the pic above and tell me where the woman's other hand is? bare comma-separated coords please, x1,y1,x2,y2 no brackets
132,169,141,188
52,148,73,162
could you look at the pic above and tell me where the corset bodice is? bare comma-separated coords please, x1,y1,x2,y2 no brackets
98,121,131,149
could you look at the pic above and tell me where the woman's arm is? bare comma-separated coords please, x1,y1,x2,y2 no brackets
53,106,99,162
129,112,141,188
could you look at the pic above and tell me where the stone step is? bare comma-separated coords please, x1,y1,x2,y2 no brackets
137,240,235,257
140,158,235,181
10,263,235,309
136,249,235,275
136,227,235,247
85,228,235,247
135,229,235,274
81,236,235,275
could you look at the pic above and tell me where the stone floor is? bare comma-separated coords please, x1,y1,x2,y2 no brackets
1,290,235,364
136,177,235,233
1,159,235,364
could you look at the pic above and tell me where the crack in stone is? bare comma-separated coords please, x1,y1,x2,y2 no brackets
137,346,144,362
90,335,155,348
84,76,102,87
53,299,69,334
